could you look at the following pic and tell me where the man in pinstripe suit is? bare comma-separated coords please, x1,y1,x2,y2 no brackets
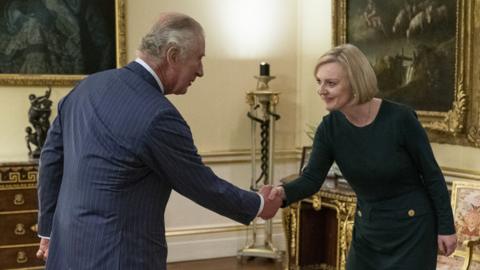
36,12,281,270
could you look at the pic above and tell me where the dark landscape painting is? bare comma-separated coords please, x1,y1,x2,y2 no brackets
0,0,116,75
347,0,456,112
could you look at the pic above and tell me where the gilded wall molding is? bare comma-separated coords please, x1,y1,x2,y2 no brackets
165,220,283,237
467,127,480,148
199,148,300,164
442,166,480,181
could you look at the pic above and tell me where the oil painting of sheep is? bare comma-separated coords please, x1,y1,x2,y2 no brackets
346,0,456,112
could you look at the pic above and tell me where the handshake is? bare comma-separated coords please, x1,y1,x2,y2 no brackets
257,185,285,220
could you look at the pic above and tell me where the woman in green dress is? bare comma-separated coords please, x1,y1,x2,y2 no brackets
269,44,457,269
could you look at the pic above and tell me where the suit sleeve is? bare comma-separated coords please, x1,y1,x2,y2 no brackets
139,109,261,225
402,109,455,235
37,100,65,237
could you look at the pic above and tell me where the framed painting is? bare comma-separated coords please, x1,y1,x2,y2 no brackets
333,0,478,147
450,181,480,260
0,0,126,86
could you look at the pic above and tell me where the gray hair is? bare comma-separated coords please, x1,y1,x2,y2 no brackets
138,13,204,64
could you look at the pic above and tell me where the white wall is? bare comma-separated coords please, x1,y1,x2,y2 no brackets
297,0,333,146
0,87,70,159
127,0,298,153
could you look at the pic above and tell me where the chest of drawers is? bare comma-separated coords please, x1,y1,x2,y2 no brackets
0,161,45,269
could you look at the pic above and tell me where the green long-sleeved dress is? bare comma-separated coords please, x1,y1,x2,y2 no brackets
283,99,455,269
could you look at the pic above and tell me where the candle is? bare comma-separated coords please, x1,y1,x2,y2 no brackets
260,62,270,76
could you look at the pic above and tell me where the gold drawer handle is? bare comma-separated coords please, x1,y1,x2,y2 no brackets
14,223,26,235
31,224,38,233
14,193,25,205
17,251,28,264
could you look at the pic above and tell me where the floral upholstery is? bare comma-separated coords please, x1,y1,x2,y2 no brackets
436,181,480,270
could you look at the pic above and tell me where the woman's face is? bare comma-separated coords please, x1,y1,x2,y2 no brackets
315,62,353,111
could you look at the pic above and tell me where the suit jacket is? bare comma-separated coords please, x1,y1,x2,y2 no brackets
37,62,260,270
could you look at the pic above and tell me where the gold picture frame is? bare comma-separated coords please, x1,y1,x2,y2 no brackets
450,181,480,261
332,0,478,147
0,0,126,87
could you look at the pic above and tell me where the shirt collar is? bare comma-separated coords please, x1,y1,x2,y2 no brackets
134,58,165,93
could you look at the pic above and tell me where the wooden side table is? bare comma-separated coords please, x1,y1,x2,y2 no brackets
282,175,356,270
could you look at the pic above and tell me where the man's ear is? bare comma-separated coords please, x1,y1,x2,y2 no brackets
165,46,179,65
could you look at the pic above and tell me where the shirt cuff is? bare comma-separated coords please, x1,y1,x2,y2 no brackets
38,234,50,240
256,193,264,217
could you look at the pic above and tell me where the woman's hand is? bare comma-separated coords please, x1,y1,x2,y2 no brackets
438,234,457,256
268,186,286,201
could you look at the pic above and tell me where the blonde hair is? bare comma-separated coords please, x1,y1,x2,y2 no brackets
314,44,378,104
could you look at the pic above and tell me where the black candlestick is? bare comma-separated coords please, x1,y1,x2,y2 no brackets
260,62,269,76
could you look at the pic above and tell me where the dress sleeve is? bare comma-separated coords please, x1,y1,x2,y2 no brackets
401,109,455,235
283,119,334,205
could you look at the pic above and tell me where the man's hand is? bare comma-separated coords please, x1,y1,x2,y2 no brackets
268,186,285,201
438,234,457,256
258,185,282,220
36,238,50,261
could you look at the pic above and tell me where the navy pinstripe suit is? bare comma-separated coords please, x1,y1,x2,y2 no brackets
37,62,261,269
